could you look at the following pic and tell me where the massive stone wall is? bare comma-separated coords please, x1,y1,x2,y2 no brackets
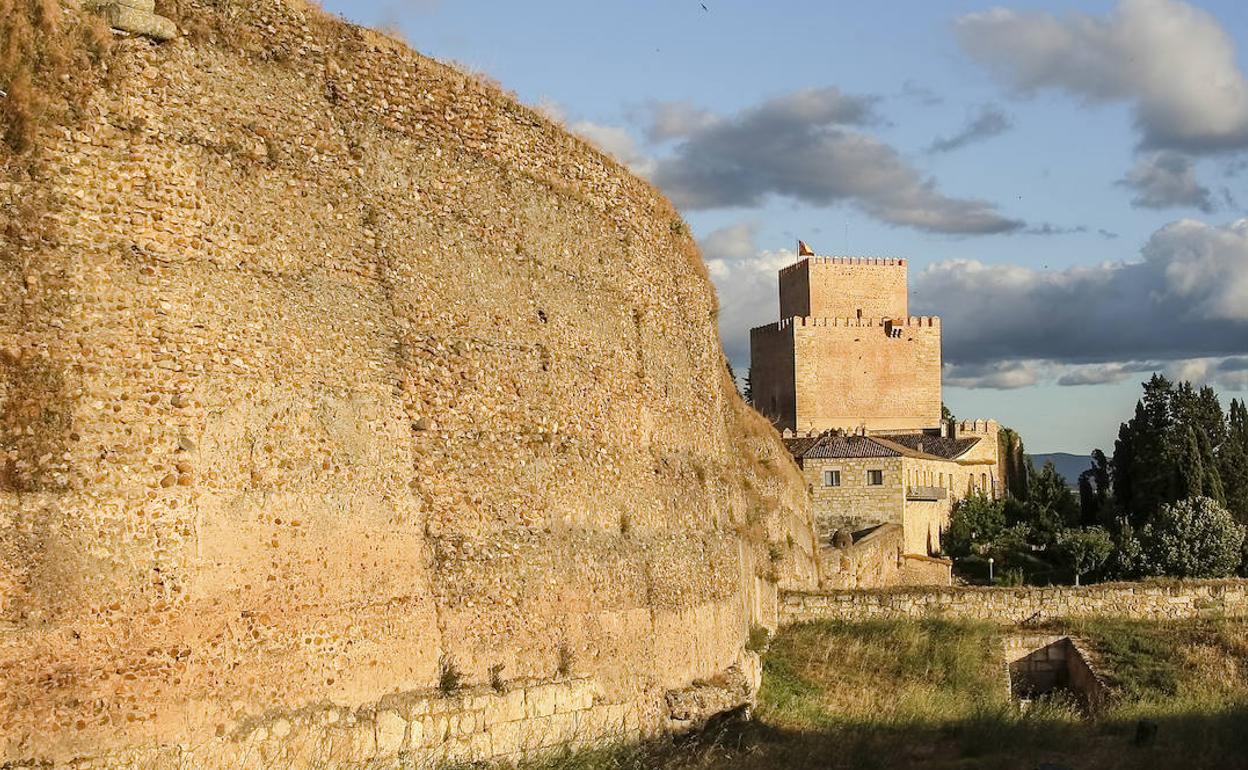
780,582,1248,625
0,1,819,765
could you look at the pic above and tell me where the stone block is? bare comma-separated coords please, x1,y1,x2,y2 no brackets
374,710,408,754
526,684,558,718
94,3,178,41
85,0,156,12
488,720,527,755
484,688,527,724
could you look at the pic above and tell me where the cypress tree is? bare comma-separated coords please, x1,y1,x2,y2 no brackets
1222,399,1248,523
1174,426,1204,501
1194,425,1225,505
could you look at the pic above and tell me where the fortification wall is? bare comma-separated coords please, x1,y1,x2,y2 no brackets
778,258,907,320
748,322,795,430
0,1,819,765
780,581,1248,625
792,318,941,433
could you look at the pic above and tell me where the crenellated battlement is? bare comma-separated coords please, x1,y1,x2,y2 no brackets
758,316,940,333
954,419,999,435
779,256,907,275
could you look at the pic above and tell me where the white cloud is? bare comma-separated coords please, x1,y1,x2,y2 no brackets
1147,218,1248,322
644,102,720,143
914,219,1248,369
945,360,1046,389
698,223,794,368
956,0,1248,153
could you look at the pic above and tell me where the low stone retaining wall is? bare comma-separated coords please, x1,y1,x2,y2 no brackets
780,581,1248,625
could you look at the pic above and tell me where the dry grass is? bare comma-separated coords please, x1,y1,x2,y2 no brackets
506,617,1248,770
0,0,113,154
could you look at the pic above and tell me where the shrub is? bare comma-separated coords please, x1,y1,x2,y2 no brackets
996,567,1025,586
1137,496,1246,578
1055,525,1113,585
437,653,462,695
488,663,506,693
556,642,574,678
746,624,771,653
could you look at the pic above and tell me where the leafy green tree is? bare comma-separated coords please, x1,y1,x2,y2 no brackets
1173,381,1227,450
742,366,753,405
1113,375,1179,521
1105,516,1145,579
1024,460,1080,547
945,493,1005,559
985,522,1035,572
1136,497,1246,578
1174,427,1206,501
1056,526,1113,585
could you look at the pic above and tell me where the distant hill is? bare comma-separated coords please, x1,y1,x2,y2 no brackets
1027,453,1093,487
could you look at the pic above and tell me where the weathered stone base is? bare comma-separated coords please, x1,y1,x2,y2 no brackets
6,661,761,769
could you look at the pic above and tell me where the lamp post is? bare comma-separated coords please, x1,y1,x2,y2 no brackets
988,557,995,584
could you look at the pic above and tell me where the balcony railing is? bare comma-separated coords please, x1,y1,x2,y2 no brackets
906,485,947,501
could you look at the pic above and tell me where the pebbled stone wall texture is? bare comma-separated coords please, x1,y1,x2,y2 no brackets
780,581,1248,626
0,1,820,764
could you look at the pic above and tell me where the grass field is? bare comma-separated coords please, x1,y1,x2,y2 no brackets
509,617,1248,769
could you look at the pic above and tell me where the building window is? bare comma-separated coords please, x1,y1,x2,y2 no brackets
823,469,841,487
867,469,884,486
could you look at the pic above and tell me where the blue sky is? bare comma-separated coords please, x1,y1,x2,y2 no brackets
323,0,1248,455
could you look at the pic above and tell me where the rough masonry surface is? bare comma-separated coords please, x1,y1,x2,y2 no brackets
0,1,819,765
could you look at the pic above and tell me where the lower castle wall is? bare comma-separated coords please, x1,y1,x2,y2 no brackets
780,581,1248,625
35,660,759,770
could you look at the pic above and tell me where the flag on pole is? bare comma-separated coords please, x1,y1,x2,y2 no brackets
797,240,815,256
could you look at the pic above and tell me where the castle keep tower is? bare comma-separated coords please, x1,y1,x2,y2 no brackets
750,256,941,434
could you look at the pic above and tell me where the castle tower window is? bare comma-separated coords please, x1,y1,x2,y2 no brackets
823,469,841,487
867,469,884,486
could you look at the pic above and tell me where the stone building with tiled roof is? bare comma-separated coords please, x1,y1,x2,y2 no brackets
748,252,1007,586
784,429,1002,557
